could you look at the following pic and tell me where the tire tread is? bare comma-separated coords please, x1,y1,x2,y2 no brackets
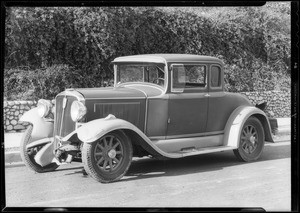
20,125,59,173
233,116,265,162
82,130,132,183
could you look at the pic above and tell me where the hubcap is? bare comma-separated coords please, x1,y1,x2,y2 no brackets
241,125,258,154
108,149,117,159
249,136,255,144
94,134,124,172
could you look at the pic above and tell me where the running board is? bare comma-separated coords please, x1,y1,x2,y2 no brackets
170,146,237,157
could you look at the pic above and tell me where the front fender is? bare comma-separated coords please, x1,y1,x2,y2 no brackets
223,106,274,148
19,108,53,142
76,115,142,143
63,115,180,158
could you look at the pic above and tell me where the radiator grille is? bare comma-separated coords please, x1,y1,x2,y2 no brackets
54,95,77,140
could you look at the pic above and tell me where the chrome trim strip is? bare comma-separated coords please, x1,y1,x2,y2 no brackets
149,131,224,140
114,64,118,87
85,97,146,100
59,96,67,137
164,59,168,94
180,146,235,157
144,98,148,133
165,131,224,139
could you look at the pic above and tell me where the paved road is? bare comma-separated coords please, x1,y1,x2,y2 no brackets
4,141,291,211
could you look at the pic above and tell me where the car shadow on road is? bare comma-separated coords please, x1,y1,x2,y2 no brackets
56,166,84,173
121,142,290,182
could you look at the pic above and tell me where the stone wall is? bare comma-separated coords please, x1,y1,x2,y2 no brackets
3,90,291,133
240,90,291,118
3,101,37,132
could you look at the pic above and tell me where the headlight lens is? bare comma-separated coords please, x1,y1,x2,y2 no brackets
71,101,87,122
37,99,52,117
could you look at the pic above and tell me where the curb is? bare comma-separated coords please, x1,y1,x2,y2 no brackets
5,151,22,163
5,151,23,167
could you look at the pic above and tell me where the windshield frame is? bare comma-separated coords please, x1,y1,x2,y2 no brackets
113,62,167,90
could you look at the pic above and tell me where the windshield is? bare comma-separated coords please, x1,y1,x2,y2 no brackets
116,63,165,88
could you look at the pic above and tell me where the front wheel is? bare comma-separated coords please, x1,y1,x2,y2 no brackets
82,131,133,183
233,116,265,162
20,125,59,173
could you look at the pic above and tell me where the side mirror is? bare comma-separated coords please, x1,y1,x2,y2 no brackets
171,64,186,93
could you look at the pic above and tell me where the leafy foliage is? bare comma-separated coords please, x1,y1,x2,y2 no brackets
4,65,83,100
4,4,291,100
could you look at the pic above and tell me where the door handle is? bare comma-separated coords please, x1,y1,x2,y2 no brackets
167,118,171,124
204,94,210,97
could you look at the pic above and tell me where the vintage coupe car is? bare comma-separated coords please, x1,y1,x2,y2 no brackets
20,54,274,183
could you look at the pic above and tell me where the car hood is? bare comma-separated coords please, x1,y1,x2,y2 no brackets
74,84,163,100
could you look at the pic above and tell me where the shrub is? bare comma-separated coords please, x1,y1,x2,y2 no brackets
4,5,291,98
4,64,84,100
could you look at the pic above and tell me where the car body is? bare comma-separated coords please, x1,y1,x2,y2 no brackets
19,54,274,183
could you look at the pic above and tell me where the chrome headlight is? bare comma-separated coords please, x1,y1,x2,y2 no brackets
71,101,87,122
37,99,52,117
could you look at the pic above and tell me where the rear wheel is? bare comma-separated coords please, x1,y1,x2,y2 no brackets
233,116,265,162
82,131,132,183
20,125,59,173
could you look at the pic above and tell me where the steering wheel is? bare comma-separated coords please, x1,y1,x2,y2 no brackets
152,78,165,85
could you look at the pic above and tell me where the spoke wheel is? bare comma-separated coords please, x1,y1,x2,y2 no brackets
94,134,124,172
20,125,59,173
233,116,265,162
82,131,132,183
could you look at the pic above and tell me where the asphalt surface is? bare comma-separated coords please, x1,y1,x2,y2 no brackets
4,141,291,210
3,118,292,210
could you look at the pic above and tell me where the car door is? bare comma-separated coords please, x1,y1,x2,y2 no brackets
167,63,209,138
206,64,247,133
206,63,231,133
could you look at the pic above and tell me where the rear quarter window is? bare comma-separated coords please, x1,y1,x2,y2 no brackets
211,66,221,87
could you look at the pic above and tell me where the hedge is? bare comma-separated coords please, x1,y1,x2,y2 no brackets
4,5,291,100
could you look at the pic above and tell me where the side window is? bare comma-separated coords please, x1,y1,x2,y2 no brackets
185,65,206,87
171,64,207,92
211,66,221,87
172,65,186,92
119,65,144,83
145,66,164,84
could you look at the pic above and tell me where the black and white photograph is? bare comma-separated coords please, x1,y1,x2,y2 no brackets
2,1,297,211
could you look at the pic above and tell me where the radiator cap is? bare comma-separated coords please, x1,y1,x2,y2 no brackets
104,114,116,120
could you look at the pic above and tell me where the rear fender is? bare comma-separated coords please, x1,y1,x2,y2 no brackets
64,115,179,158
223,106,274,148
19,108,53,142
